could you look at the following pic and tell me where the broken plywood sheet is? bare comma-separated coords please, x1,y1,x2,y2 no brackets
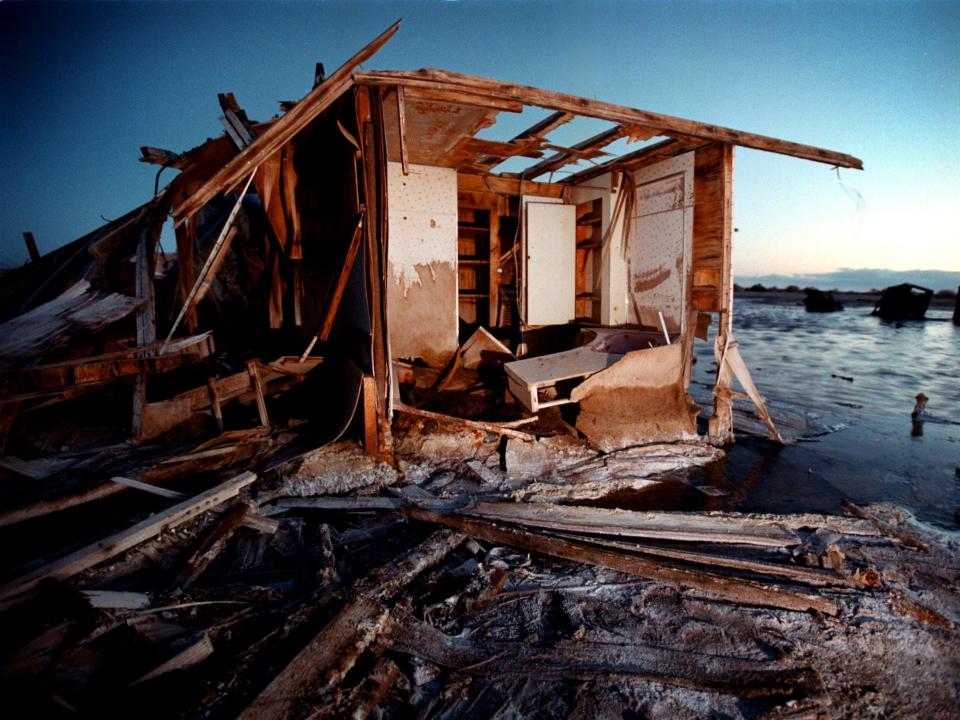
386,162,459,367
572,344,699,452
282,441,399,497
460,326,513,370
0,282,143,368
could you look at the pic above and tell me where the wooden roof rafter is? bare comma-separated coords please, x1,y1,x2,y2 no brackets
354,68,863,170
561,137,709,185
517,125,626,180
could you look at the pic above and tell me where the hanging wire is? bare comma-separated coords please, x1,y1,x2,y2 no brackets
834,167,865,211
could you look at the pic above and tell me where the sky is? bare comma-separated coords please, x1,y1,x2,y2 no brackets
1,0,958,281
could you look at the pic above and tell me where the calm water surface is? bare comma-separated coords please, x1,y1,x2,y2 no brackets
687,299,960,529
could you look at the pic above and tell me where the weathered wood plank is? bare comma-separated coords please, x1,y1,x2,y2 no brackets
237,530,464,720
403,505,838,615
390,616,820,698
0,472,257,606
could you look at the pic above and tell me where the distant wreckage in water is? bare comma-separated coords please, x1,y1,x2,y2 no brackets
872,283,933,321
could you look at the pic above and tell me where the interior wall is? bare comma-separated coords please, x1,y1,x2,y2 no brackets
622,152,695,333
572,173,628,325
385,161,459,367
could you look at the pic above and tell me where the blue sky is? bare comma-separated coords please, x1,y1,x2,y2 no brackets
2,1,958,277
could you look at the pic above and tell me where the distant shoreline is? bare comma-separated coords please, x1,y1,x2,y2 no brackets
734,288,956,310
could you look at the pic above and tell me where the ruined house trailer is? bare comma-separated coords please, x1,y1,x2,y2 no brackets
0,20,862,463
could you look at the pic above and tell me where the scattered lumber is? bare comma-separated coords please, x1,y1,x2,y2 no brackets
402,505,838,615
238,530,465,719
0,471,257,607
263,496,402,514
0,282,143,369
390,615,820,699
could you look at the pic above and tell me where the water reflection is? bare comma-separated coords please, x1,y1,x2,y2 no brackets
691,299,960,528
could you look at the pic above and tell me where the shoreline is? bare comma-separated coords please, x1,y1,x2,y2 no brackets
735,288,956,310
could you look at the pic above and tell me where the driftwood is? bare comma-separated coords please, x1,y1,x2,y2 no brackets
238,530,466,720
390,615,820,699
0,471,257,606
403,505,838,615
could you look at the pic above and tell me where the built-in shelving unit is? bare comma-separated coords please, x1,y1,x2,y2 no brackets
575,198,603,322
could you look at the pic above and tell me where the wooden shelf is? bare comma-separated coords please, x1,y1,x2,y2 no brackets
459,292,490,299
457,225,490,236
459,258,489,266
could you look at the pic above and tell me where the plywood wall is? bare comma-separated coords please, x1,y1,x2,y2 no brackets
623,152,695,332
386,162,459,367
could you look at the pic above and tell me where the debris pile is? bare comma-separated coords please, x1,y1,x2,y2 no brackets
1,434,957,718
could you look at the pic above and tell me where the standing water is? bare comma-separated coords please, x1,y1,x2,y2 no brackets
685,297,960,529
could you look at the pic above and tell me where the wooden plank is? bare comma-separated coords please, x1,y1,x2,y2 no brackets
22,232,40,263
266,496,402,513
356,69,863,169
139,146,183,167
563,137,705,185
237,531,464,720
164,173,256,347
402,506,838,615
172,21,400,224
396,85,409,175
521,125,625,179
362,375,378,453
403,84,523,113
108,475,187,500
246,361,270,428
81,590,151,609
457,172,565,198
176,503,250,588
0,472,257,606
724,342,784,444
395,403,535,441
207,377,224,432
131,634,214,685
463,502,801,548
707,144,736,446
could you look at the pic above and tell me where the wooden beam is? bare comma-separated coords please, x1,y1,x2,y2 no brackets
396,85,409,174
457,172,565,198
22,232,40,263
246,361,270,428
172,20,401,225
511,110,574,141
299,212,365,360
237,531,464,720
395,404,535,441
519,125,625,179
176,503,250,588
362,375,378,453
0,472,257,607
403,84,523,113
562,137,706,185
402,506,838,615
355,69,863,169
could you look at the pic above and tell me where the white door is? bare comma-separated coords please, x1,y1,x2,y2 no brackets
525,202,576,326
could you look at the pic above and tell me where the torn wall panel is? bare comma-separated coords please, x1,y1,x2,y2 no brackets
386,162,459,367
623,152,694,333
571,343,699,452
